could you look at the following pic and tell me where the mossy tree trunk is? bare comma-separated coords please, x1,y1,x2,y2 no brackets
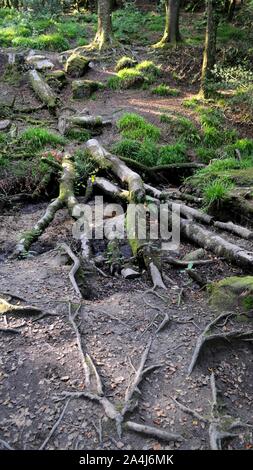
157,0,182,45
200,0,219,98
92,0,114,49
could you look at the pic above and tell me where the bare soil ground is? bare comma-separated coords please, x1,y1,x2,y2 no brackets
0,46,253,451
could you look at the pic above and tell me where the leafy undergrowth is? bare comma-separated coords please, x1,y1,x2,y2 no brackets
113,113,189,166
0,8,93,51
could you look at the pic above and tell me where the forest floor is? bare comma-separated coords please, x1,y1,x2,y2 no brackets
0,34,253,450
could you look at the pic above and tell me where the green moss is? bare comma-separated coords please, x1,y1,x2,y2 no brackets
117,68,145,88
152,84,180,96
117,113,161,142
136,60,161,77
115,56,137,72
65,54,90,78
210,276,253,313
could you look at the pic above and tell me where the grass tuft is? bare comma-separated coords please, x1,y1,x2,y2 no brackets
117,113,161,142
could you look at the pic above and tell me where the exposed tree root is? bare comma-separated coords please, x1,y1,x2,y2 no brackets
0,438,14,450
0,298,41,316
68,303,91,389
125,421,182,442
188,312,253,375
173,372,252,450
61,244,82,299
0,327,22,335
164,256,219,267
86,139,145,203
39,399,71,450
55,337,178,442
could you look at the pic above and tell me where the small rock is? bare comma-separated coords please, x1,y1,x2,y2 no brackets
121,268,140,279
26,55,54,70
0,120,11,131
60,376,70,382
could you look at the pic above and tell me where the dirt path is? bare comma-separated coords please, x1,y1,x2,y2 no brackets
1,202,253,450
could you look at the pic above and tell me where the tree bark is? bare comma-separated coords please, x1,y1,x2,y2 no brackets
157,0,182,45
200,0,218,98
92,0,114,49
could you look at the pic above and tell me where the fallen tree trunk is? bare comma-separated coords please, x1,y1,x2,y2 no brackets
121,157,204,183
144,183,212,225
179,217,253,272
28,69,58,111
86,139,146,203
70,115,111,128
213,220,253,240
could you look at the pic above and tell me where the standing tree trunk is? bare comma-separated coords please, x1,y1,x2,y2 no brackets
91,0,114,50
200,0,218,98
155,0,182,46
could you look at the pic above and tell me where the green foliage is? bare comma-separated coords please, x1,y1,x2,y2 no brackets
213,64,253,89
230,85,253,120
195,147,216,164
0,8,88,50
183,97,201,109
117,113,161,142
117,68,144,88
74,149,98,179
113,6,146,42
66,128,90,143
146,12,164,33
200,158,252,174
108,60,161,90
198,107,224,130
160,114,201,145
136,60,161,82
152,84,180,96
158,143,188,165
112,139,142,160
107,76,122,90
113,137,188,167
20,127,66,150
218,23,247,43
12,33,69,51
203,178,234,207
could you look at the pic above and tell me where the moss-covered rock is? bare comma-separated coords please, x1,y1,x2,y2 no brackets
72,79,104,99
115,56,138,72
209,276,253,313
65,54,90,78
46,70,67,90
